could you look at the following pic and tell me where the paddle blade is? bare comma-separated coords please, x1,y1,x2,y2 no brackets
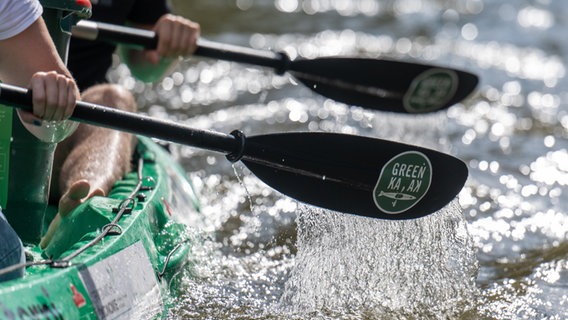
241,132,468,220
290,57,478,113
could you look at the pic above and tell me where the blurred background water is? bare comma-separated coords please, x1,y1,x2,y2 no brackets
107,0,568,318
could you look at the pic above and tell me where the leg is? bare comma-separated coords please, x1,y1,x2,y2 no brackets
41,84,137,248
51,83,137,203
0,210,24,281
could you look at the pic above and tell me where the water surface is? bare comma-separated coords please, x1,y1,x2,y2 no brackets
110,0,568,318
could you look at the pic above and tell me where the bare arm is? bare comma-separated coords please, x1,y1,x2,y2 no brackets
0,17,79,136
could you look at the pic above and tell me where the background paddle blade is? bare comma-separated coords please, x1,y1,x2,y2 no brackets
291,57,478,113
241,132,468,220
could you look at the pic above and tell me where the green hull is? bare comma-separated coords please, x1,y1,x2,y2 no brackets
0,137,200,319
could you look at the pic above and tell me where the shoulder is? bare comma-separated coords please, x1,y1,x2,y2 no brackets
0,0,43,40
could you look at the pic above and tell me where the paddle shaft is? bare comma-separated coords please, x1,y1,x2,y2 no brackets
0,84,241,157
72,21,292,74
0,83,468,220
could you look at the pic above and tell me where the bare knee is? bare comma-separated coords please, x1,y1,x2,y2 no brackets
81,84,137,113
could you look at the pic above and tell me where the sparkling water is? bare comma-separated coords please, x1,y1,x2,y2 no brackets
106,0,568,318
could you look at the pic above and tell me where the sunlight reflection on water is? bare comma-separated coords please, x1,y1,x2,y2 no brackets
108,0,568,318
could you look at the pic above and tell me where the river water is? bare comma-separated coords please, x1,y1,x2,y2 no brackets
109,0,568,318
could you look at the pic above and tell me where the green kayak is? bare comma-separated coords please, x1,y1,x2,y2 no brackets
0,137,200,319
0,1,201,317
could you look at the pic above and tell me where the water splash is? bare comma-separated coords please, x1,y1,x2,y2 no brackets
278,200,478,318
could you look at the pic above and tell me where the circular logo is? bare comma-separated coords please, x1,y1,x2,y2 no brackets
373,151,432,214
403,68,458,113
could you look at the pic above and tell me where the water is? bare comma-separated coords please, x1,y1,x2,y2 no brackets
107,0,568,318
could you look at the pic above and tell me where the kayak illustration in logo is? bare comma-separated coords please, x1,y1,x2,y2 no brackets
377,191,417,205
373,151,432,214
404,68,458,113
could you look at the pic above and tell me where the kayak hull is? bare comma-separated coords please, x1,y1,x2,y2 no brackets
0,136,200,319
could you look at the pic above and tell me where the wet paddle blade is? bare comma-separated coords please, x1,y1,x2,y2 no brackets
241,132,468,219
291,57,478,113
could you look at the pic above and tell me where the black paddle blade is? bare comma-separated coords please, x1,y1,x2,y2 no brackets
240,132,468,220
290,57,478,113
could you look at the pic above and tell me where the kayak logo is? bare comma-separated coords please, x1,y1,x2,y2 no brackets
404,69,458,113
373,151,432,214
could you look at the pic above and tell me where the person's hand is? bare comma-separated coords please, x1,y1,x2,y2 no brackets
27,71,79,122
146,14,200,63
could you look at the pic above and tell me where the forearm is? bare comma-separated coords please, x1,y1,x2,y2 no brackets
0,19,70,86
0,18,79,142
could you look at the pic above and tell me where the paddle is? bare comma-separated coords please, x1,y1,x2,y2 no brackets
0,83,468,220
71,20,479,114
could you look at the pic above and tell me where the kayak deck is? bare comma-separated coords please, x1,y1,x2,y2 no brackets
0,136,200,319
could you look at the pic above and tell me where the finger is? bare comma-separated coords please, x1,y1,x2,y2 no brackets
186,21,200,55
156,18,173,57
64,84,76,119
57,76,77,120
42,72,60,121
168,20,182,57
172,19,200,57
180,23,198,56
30,72,47,118
53,76,70,121
174,23,191,57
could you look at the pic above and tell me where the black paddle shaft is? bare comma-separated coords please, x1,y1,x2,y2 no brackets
71,20,479,113
72,21,292,73
0,83,468,220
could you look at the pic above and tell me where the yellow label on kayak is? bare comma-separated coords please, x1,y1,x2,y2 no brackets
0,105,12,209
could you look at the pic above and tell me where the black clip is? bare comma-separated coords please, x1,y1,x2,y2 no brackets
275,52,292,75
226,130,246,163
